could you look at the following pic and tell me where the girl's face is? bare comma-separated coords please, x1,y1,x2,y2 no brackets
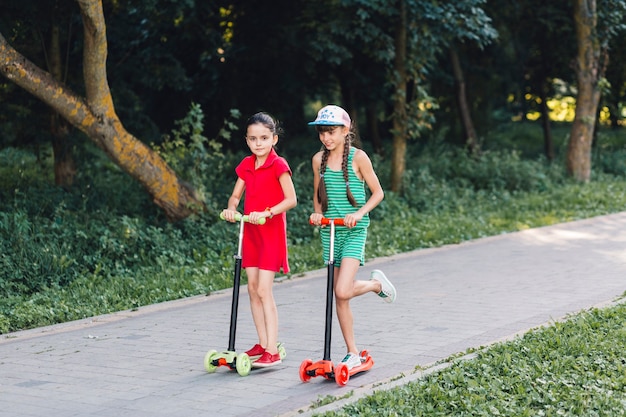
246,123,277,158
318,126,348,151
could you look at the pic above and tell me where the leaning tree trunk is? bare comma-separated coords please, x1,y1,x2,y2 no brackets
567,0,603,182
0,0,203,221
390,0,407,193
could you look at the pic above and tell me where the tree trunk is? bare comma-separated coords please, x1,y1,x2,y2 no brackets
567,0,602,182
390,0,407,193
539,78,555,162
49,21,76,188
449,46,479,155
338,72,361,143
0,0,203,221
366,104,383,155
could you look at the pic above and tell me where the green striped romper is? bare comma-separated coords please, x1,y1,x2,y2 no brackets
320,147,369,266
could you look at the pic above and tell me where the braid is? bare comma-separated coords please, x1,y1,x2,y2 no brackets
342,138,358,208
318,148,330,212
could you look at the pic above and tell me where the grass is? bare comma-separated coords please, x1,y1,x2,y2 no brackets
312,301,626,416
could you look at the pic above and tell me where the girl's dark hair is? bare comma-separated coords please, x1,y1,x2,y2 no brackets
246,112,283,136
316,125,358,212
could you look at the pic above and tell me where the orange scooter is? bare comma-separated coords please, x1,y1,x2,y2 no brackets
299,218,374,387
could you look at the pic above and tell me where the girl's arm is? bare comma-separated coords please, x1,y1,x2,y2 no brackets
222,178,245,222
345,149,384,226
310,152,324,225
273,172,298,216
246,172,297,223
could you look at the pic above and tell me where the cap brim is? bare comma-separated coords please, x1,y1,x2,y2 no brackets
308,121,345,126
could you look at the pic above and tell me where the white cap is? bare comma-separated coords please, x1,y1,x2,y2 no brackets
308,105,351,127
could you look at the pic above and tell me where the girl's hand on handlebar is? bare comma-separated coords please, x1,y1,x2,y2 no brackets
309,212,324,226
343,212,362,228
221,209,240,223
247,210,269,225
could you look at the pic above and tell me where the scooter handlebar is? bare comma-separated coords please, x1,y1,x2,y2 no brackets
309,218,346,226
220,212,266,225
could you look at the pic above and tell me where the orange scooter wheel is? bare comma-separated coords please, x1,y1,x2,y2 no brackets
334,362,350,386
299,359,313,382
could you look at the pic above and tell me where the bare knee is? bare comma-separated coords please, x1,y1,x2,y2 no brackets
256,284,274,302
334,288,352,302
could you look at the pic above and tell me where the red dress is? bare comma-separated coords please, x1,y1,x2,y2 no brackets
235,148,292,273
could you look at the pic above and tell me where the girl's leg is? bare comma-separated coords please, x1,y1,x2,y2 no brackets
256,269,279,354
333,259,381,355
245,267,268,348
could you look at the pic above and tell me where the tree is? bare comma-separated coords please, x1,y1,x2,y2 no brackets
449,45,479,154
603,35,626,129
0,0,203,220
298,0,395,140
568,0,626,181
513,0,575,162
388,0,496,192
48,2,77,188
298,0,496,192
391,0,409,192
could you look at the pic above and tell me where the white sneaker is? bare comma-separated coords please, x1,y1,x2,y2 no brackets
340,352,362,370
371,269,396,303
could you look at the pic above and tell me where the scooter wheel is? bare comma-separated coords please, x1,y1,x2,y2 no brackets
278,342,287,360
334,362,350,386
204,350,218,373
299,359,313,382
236,353,252,376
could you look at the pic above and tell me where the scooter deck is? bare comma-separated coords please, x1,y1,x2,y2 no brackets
204,342,286,377
351,353,374,375
299,351,374,386
334,351,374,386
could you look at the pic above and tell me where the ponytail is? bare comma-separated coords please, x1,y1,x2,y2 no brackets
318,149,330,212
341,137,357,208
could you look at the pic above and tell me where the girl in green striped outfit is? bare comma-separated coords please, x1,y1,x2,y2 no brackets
308,105,397,371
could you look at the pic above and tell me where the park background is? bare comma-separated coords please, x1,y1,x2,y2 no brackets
1,0,626,334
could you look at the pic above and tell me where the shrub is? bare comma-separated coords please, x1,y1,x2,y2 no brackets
2,121,626,333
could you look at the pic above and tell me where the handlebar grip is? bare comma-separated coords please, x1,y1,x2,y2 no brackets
220,212,266,225
309,218,346,226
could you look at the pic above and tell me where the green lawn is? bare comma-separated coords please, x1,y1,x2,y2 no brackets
312,300,626,417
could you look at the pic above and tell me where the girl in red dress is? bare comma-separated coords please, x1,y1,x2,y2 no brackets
221,112,297,367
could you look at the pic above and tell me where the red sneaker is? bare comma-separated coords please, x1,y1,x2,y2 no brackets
244,344,265,360
252,351,281,368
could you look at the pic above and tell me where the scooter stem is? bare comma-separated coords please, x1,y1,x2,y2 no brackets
323,220,336,361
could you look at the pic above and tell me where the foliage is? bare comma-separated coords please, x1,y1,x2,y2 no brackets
2,122,626,333
2,0,625,148
152,103,242,209
314,302,626,416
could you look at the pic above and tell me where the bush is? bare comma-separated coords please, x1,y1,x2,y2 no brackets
2,120,626,333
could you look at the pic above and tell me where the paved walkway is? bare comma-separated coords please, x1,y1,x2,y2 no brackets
1,213,626,417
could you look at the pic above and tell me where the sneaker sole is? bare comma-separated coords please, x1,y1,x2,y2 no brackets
252,359,282,368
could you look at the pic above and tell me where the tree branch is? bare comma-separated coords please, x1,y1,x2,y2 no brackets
77,0,116,118
0,32,98,139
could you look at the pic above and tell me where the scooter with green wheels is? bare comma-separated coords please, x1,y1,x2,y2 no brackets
204,213,285,376
299,218,374,387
